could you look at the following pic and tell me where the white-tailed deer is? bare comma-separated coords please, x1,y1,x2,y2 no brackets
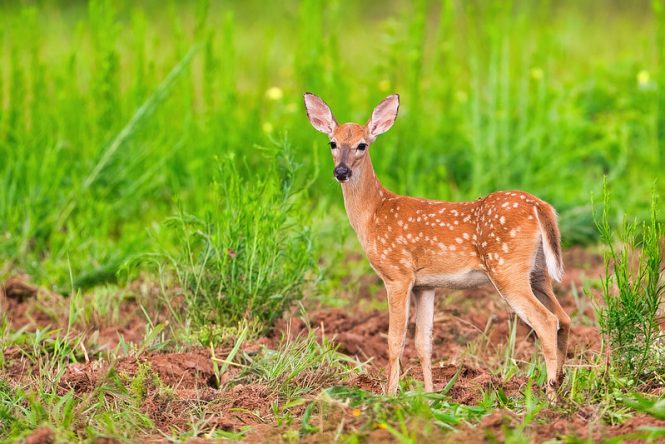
304,92,571,399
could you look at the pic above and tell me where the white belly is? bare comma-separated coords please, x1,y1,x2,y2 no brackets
414,269,491,289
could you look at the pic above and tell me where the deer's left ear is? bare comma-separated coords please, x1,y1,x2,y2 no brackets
304,93,337,136
368,94,399,139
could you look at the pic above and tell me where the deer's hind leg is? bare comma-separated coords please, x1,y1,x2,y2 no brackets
530,247,571,380
493,275,560,397
487,245,561,398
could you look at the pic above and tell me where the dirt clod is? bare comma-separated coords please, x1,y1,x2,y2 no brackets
24,426,55,444
2,275,40,302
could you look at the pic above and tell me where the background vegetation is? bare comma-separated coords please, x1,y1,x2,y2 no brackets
1,0,662,291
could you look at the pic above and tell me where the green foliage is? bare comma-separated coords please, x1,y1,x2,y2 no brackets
128,362,152,406
0,0,661,291
621,393,665,420
595,183,665,384
0,380,22,436
159,144,314,329
0,370,153,442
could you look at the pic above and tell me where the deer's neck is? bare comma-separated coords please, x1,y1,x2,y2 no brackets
340,155,388,246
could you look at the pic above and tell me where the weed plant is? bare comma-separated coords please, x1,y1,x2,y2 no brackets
595,184,665,384
156,144,314,329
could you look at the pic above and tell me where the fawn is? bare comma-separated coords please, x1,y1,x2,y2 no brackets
304,92,571,399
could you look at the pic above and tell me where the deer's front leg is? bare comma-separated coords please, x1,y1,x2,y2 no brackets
414,288,435,392
386,279,413,395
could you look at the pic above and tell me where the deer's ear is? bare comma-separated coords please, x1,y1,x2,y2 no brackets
304,93,337,135
368,94,399,138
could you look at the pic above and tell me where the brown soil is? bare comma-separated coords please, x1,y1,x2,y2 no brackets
454,409,665,443
608,414,665,442
2,247,663,443
0,275,148,349
1,275,58,329
24,426,55,444
54,348,280,440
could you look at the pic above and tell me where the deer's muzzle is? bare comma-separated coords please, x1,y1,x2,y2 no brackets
334,164,352,182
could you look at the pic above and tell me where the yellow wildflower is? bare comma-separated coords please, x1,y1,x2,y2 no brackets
530,67,543,80
637,70,650,87
378,79,391,92
266,86,283,101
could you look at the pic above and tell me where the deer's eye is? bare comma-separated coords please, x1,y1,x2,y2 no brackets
329,141,337,149
357,143,367,151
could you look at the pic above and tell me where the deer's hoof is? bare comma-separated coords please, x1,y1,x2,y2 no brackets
545,380,561,403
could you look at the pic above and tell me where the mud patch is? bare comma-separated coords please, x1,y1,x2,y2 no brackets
608,414,665,441
208,384,276,432
347,372,384,393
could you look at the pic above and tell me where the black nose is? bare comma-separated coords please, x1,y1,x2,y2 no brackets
334,164,352,182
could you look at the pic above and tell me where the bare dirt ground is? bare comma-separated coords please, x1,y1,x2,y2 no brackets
2,247,664,443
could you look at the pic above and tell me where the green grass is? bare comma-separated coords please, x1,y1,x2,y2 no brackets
239,330,360,404
0,0,662,291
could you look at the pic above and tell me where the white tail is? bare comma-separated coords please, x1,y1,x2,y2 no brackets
534,206,564,282
304,92,571,400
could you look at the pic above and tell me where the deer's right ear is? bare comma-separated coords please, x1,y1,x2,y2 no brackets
304,93,337,135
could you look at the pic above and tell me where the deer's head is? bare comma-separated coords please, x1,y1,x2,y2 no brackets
304,93,399,183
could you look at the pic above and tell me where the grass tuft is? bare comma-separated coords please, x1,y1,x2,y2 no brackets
595,182,665,384
153,140,314,330
243,329,358,401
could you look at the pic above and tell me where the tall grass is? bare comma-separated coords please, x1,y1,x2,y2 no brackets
0,0,661,300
